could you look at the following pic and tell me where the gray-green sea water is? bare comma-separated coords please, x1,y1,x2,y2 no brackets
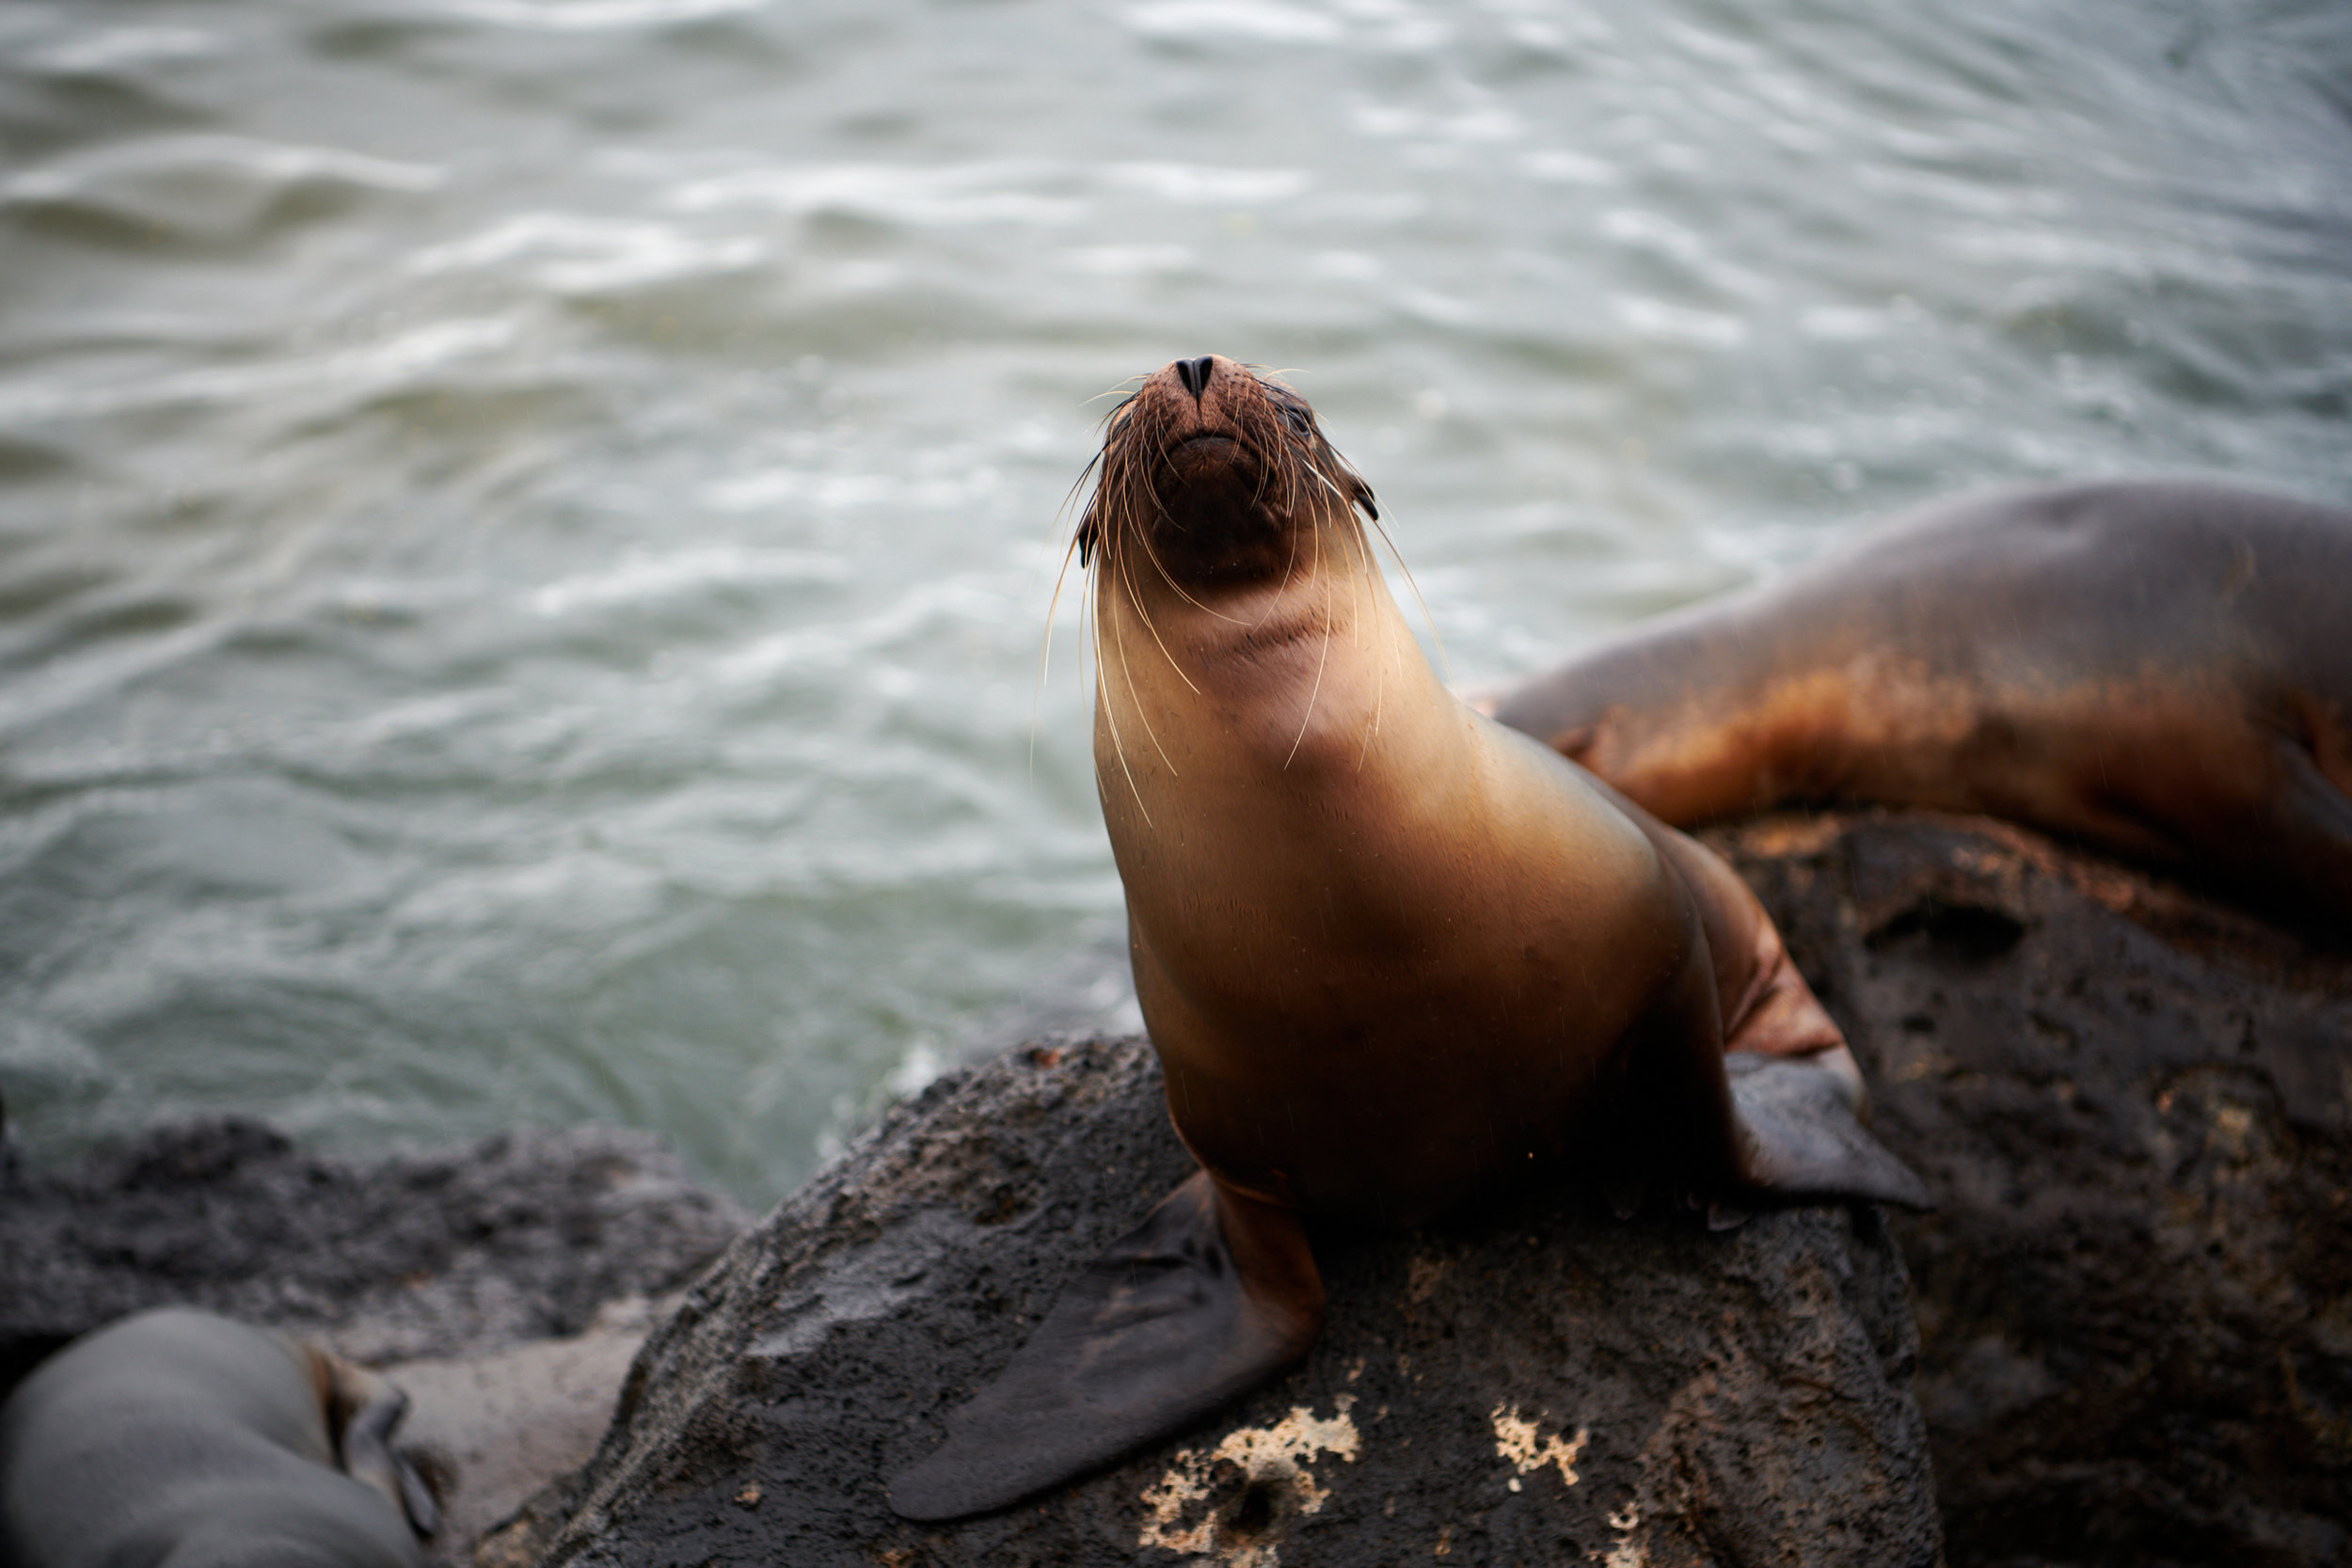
3,0,2346,1204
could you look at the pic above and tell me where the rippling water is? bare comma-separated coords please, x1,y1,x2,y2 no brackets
2,0,2345,1203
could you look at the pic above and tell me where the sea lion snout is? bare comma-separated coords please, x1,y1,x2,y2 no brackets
1151,351,1234,405
1082,356,1373,589
1137,354,1252,455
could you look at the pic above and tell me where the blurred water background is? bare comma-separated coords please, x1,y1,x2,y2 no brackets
2,0,2346,1205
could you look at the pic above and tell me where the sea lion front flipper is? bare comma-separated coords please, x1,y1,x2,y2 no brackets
887,1168,1323,1522
1726,1050,1932,1211
321,1355,441,1538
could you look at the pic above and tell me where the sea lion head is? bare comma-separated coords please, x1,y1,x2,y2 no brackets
1076,355,1377,593
1075,355,1442,843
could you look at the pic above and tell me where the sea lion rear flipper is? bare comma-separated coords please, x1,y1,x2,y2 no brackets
322,1356,441,1538
887,1168,1323,1521
1726,1051,1932,1211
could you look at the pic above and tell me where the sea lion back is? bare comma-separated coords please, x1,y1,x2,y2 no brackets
0,1308,425,1568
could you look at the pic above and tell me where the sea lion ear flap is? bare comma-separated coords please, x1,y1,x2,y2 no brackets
1075,507,1098,567
1354,479,1378,523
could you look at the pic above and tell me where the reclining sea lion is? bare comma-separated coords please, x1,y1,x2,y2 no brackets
1491,480,2352,924
0,1307,438,1568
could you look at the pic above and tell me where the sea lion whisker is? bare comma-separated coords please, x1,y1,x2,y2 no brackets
1281,522,1337,770
1350,527,1386,770
1294,441,1378,542
1093,518,1171,749
1106,586,1180,775
1093,610,1155,829
1236,420,1277,514
1302,456,1352,508
1068,449,1108,565
1113,526,1200,700
1246,511,1308,632
1365,512,1450,685
1032,530,1089,777
1127,484,1250,627
1046,448,1109,668
1331,507,1365,646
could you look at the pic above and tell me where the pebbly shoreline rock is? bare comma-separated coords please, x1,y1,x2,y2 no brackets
504,1037,1942,1568
1709,810,2352,1568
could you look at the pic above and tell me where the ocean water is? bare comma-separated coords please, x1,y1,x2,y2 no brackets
1,0,2345,1205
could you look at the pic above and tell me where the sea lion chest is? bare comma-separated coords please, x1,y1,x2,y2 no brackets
1106,680,1693,1226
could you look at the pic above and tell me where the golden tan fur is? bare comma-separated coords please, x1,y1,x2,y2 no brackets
1495,480,2352,922
1079,356,1849,1227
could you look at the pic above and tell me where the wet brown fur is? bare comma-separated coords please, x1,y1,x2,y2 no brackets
1074,356,1862,1228
1492,480,2352,924
880,359,1928,1525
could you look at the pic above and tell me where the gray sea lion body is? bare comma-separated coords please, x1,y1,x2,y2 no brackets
0,1307,429,1568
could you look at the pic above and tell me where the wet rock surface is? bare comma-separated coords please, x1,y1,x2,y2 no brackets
1710,811,2352,1568
511,1039,1941,1568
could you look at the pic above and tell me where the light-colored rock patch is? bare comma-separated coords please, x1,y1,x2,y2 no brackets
374,1294,670,1564
1136,1400,1360,1563
1603,1500,1648,1566
1489,1403,1588,1489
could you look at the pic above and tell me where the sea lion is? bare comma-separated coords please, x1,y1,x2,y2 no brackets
0,1307,438,1568
1490,481,2352,924
885,355,1927,1521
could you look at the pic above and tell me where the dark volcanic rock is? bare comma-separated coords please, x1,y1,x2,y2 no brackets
515,1039,1940,1568
0,1118,750,1388
23,808,2331,1567
1710,811,2352,1568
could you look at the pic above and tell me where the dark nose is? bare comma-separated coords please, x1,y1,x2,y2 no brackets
1174,356,1215,399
